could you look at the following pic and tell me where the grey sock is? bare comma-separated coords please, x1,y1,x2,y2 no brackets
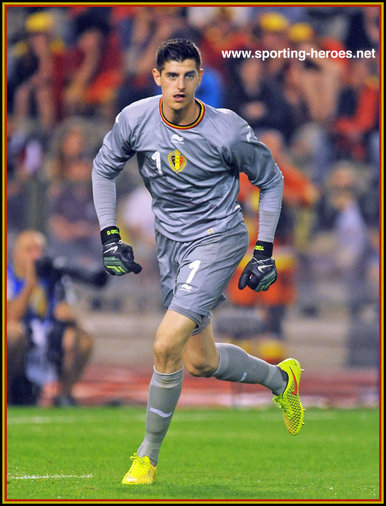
212,343,286,395
137,367,183,465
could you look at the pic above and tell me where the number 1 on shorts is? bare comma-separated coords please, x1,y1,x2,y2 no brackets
186,260,201,285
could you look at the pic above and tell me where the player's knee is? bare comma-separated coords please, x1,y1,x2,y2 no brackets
154,317,193,371
185,358,216,378
153,339,179,364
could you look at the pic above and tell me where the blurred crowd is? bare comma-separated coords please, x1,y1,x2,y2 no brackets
7,6,380,360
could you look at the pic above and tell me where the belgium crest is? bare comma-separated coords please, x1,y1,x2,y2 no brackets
168,149,187,173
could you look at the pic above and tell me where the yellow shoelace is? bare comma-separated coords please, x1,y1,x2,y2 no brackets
129,453,149,473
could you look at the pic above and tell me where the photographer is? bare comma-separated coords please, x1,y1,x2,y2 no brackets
7,229,94,406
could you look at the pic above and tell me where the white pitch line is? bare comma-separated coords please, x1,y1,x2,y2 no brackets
7,414,146,425
7,409,371,427
7,415,105,425
8,474,94,480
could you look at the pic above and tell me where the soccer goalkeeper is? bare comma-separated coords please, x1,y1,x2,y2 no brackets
92,38,304,485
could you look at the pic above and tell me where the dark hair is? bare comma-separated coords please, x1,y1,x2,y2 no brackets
156,38,201,72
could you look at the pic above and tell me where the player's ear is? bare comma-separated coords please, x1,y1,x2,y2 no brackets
197,68,204,86
152,68,161,86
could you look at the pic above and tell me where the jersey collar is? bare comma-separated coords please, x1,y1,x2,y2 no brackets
159,97,205,130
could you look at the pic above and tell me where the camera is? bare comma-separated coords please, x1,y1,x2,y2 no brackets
35,256,108,287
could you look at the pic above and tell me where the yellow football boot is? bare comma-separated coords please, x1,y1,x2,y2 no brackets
121,453,157,485
273,358,305,435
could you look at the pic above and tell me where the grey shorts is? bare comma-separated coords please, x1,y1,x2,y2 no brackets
156,221,249,334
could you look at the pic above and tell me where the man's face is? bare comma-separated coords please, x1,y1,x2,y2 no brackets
152,59,203,113
13,232,45,271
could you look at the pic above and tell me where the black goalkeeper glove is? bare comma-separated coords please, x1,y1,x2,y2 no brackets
101,226,142,276
238,241,277,292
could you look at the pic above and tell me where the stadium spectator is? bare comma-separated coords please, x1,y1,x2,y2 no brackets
200,7,252,80
188,6,253,28
47,152,101,267
7,230,94,406
62,7,123,116
283,26,347,184
7,11,66,133
6,114,45,240
44,116,104,184
251,11,290,83
287,34,345,126
367,125,379,181
251,6,308,24
313,162,372,315
332,58,379,161
115,7,170,110
344,6,379,53
327,163,372,311
225,58,295,141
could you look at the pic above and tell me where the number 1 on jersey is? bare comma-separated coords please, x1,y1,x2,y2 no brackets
151,151,163,175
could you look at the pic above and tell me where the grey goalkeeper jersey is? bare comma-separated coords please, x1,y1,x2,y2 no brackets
92,95,283,242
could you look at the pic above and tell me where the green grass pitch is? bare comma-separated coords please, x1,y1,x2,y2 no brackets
5,406,380,501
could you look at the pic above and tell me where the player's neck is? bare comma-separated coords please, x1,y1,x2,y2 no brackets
162,98,200,126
